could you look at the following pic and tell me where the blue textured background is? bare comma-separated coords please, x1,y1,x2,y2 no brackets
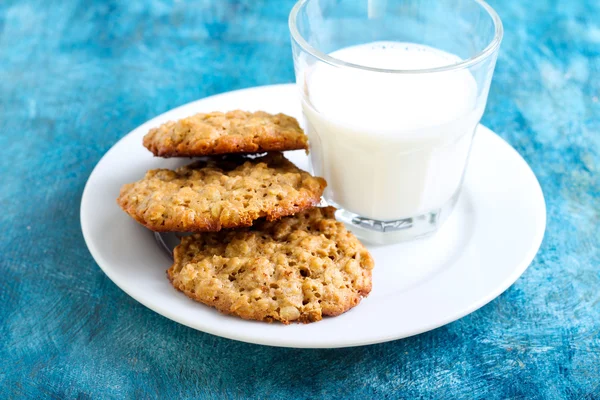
1,0,599,398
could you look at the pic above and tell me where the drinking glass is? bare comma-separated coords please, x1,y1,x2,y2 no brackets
289,0,503,244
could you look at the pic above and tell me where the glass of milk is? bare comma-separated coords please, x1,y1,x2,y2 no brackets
289,0,503,244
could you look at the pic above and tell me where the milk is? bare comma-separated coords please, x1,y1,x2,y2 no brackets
301,42,484,221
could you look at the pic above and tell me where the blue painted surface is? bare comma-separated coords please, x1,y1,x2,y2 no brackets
1,0,598,398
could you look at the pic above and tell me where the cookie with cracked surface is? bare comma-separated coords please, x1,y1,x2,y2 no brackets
117,153,326,232
167,207,374,324
143,110,308,157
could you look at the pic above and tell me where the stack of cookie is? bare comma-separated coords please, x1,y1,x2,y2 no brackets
118,110,374,324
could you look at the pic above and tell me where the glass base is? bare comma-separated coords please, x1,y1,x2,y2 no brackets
331,190,461,245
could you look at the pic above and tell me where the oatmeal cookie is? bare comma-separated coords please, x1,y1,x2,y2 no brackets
167,207,374,324
143,110,308,157
117,153,326,232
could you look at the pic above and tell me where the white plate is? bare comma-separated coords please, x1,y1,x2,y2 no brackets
81,84,546,348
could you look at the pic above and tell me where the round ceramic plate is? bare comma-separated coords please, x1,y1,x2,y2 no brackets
81,84,546,348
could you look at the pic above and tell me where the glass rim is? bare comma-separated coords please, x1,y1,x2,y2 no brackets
288,0,504,74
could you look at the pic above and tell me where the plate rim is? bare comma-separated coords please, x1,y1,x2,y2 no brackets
81,83,546,348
